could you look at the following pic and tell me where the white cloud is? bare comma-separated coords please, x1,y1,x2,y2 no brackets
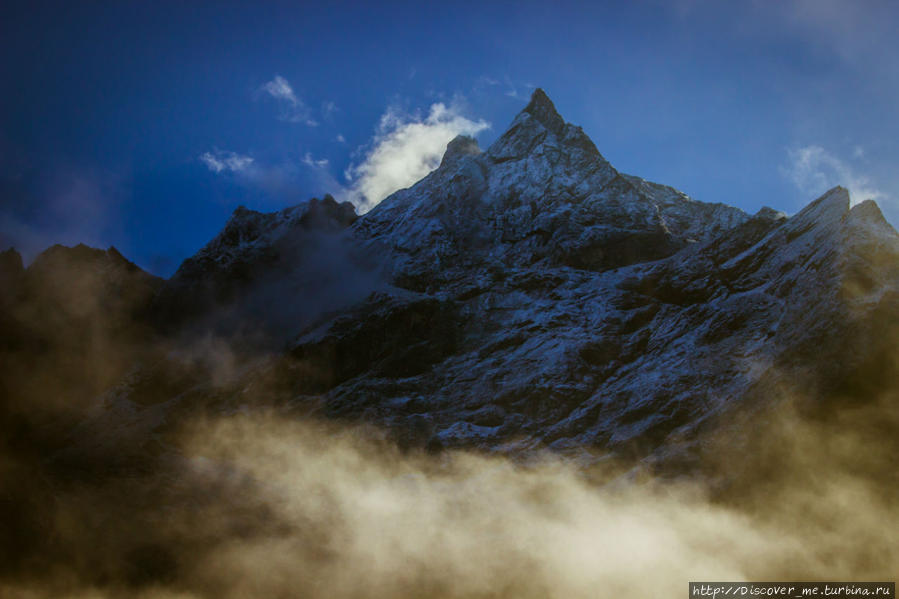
199,149,294,199
302,152,329,169
200,150,254,174
196,97,490,214
197,149,344,204
476,75,535,101
503,75,520,99
345,103,489,211
258,75,318,126
260,75,298,104
783,145,884,205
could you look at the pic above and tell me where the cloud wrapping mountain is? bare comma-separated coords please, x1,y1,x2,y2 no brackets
784,145,884,206
345,102,489,211
1,89,897,597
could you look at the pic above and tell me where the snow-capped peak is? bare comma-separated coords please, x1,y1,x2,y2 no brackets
522,87,567,135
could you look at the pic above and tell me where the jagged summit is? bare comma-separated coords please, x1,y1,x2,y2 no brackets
209,195,357,258
172,195,358,274
785,185,850,234
522,87,566,135
485,87,600,163
813,185,850,210
156,193,360,328
848,198,896,232
28,243,144,275
226,194,356,228
356,87,750,278
440,134,481,167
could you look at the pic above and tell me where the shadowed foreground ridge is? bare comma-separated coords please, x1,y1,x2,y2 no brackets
1,89,898,597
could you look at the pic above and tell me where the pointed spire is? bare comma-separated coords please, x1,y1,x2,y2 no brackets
440,135,480,168
486,87,608,166
784,186,850,234
522,88,566,136
849,198,886,224
847,199,898,236
805,186,850,218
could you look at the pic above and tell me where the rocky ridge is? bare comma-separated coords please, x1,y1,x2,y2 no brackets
353,89,751,289
4,89,898,469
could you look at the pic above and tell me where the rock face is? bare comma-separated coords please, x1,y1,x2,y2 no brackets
294,183,898,459
354,89,748,288
277,90,898,459
7,89,899,468
155,194,359,328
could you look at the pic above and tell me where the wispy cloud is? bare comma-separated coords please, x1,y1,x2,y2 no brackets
258,75,318,126
197,148,345,204
503,75,521,99
260,75,297,104
198,96,490,214
344,103,489,211
782,145,884,205
199,148,295,199
476,75,534,101
199,150,254,174
321,101,338,120
302,152,329,169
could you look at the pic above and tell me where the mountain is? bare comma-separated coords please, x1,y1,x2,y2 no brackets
152,194,362,340
0,243,162,478
3,87,898,595
353,89,749,288
3,89,898,462
161,195,357,313
24,88,890,467
281,91,898,460
0,244,162,400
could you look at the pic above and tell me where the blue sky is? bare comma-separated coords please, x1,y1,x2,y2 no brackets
2,0,897,276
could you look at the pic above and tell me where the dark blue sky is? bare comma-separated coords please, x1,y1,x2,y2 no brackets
2,0,897,276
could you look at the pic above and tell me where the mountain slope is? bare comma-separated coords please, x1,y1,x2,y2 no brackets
0,243,163,456
9,89,898,468
272,91,897,459
291,183,898,459
153,195,360,334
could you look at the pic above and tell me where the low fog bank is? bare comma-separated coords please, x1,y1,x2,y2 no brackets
1,235,897,598
1,386,897,599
